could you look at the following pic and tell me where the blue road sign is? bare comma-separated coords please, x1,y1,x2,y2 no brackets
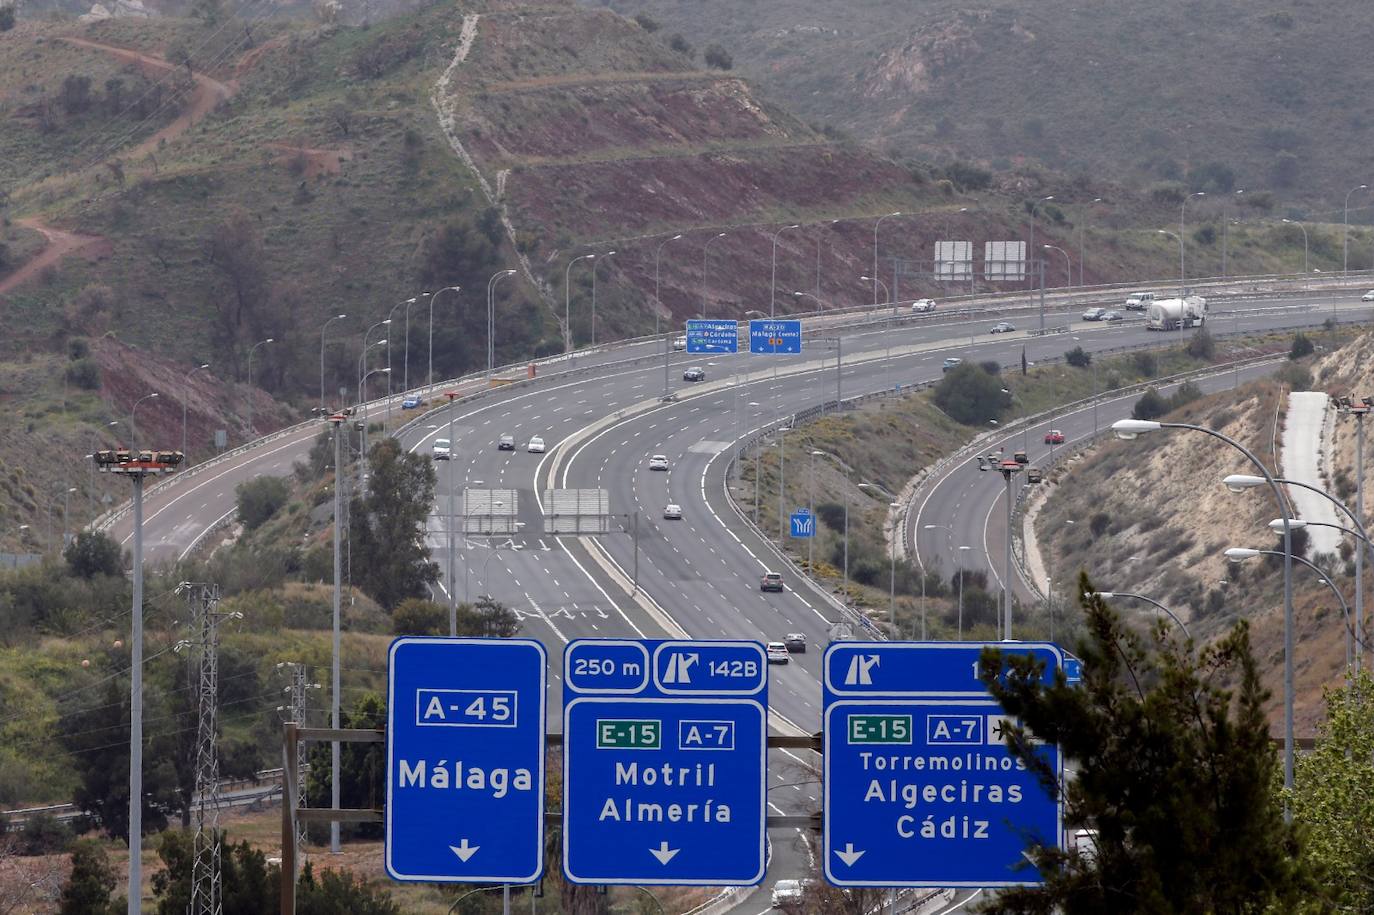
823,642,1063,888
1063,657,1083,685
748,319,802,354
685,319,739,353
563,639,767,886
385,638,546,884
790,508,815,538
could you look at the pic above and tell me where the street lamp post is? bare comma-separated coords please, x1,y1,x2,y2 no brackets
131,392,160,451
1042,244,1071,287
487,270,517,377
812,450,852,598
386,298,418,425
1157,229,1184,307
815,219,839,300
246,338,273,437
1344,183,1368,276
1028,196,1054,290
957,545,972,638
182,362,210,462
1112,418,1296,798
770,224,801,318
858,481,900,629
1282,219,1309,281
319,314,347,412
872,212,901,306
1221,189,1243,276
1180,192,1206,338
404,295,427,393
1078,197,1102,286
1092,591,1191,637
428,287,461,389
1226,548,1355,672
359,368,390,495
653,234,683,338
565,253,597,354
793,291,824,315
590,252,616,347
700,233,728,319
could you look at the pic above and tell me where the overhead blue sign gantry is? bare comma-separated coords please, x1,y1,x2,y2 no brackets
562,639,768,886
823,642,1063,888
685,319,740,353
748,319,802,354
385,637,547,884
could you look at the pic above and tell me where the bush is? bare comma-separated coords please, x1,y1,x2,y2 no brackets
1193,225,1217,245
1132,351,1159,377
68,337,90,360
58,840,119,915
703,43,733,70
1065,346,1092,368
65,532,123,579
1148,181,1187,205
979,360,1002,375
393,597,445,635
18,813,73,855
352,26,424,79
933,362,1007,425
65,358,101,390
235,476,291,531
943,161,993,191
1289,332,1315,360
1170,381,1202,410
1186,327,1216,360
1089,513,1111,537
668,33,694,57
1277,362,1312,390
814,501,846,532
1133,387,1169,421
633,12,659,31
0,4,14,30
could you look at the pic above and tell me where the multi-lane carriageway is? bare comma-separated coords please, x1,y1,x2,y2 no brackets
103,291,1372,907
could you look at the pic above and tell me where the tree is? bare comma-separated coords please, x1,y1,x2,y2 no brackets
392,597,445,635
1064,346,1091,368
974,581,1312,913
64,531,123,579
633,12,658,31
349,439,438,609
58,840,120,915
153,831,276,915
1287,669,1374,911
1186,326,1215,359
703,43,733,69
307,693,386,840
668,33,694,58
1132,387,1168,421
235,476,291,531
1290,332,1315,360
205,209,268,332
932,362,1007,425
0,5,16,31
59,74,93,115
297,863,401,915
458,595,519,637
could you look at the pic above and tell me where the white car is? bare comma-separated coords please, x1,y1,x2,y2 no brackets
911,298,936,313
527,436,545,453
663,503,682,520
990,321,1015,334
432,438,451,460
648,454,670,471
771,878,805,908
672,335,687,350
766,642,790,664
1363,290,1374,302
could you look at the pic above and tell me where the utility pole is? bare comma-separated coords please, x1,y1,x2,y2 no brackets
976,452,1023,640
445,391,459,635
276,661,317,878
325,411,346,855
186,581,235,915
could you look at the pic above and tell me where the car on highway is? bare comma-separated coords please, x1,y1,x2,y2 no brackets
648,454,671,471
785,633,807,653
432,438,451,460
942,356,963,372
1102,310,1124,322
527,436,545,453
401,396,425,410
760,571,784,592
1364,290,1374,302
1082,307,1107,321
990,321,1015,334
682,366,706,382
911,298,936,313
1044,429,1065,445
772,878,805,908
673,335,687,350
498,434,515,451
1124,291,1155,310
663,503,682,520
766,642,790,664
1027,466,1043,483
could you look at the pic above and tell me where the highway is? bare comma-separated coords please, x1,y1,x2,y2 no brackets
101,288,1369,907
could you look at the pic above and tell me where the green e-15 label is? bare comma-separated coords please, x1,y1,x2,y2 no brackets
596,719,661,749
847,714,913,745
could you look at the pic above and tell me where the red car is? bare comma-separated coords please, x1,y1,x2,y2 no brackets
1044,429,1065,445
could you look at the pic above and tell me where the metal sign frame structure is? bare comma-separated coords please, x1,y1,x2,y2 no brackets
822,641,1063,889
685,319,740,354
384,637,547,884
747,319,802,355
562,638,768,887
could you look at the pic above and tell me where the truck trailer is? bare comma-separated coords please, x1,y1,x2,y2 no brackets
1145,295,1207,330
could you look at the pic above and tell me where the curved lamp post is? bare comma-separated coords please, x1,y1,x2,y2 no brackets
428,286,461,388
770,224,801,317
182,362,210,462
1111,418,1296,797
487,269,517,377
1225,547,1356,673
1092,591,1191,638
653,234,683,338
319,314,347,412
1344,183,1368,276
872,212,901,305
590,252,615,347
564,253,597,354
700,233,728,319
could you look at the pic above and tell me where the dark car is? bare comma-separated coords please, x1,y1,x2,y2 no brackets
497,434,515,451
682,366,706,382
785,633,807,653
760,571,784,592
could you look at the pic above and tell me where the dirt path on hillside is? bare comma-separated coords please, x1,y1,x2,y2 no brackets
57,36,236,163
0,219,108,299
483,69,716,94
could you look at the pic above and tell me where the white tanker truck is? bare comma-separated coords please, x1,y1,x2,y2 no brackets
1145,295,1207,330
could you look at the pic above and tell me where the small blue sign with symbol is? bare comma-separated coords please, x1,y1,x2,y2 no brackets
823,642,1063,888
1063,657,1082,685
386,638,546,884
563,639,767,886
790,509,815,538
685,319,739,353
748,319,802,355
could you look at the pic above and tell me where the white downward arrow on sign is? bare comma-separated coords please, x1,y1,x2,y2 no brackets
649,841,680,865
834,843,865,867
450,839,480,862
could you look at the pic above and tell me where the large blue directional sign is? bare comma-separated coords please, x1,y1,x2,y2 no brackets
385,637,546,884
823,642,1063,888
748,318,802,355
685,319,739,353
790,508,815,538
563,639,767,886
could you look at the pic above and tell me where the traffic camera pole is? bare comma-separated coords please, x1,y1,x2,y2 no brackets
329,413,344,854
1004,470,1015,641
129,473,144,915
447,391,459,636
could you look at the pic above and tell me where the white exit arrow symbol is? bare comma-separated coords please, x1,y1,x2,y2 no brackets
649,841,679,865
449,839,480,862
834,843,865,867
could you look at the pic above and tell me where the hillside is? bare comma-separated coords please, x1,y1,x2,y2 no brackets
591,0,1374,220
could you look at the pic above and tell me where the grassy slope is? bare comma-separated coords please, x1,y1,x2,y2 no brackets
591,0,1374,214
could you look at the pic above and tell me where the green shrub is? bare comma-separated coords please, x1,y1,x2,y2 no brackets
933,363,1006,425
703,43,733,70
1090,513,1111,537
64,532,123,579
235,476,291,531
1132,351,1158,377
1289,332,1314,360
1065,346,1092,368
0,5,15,31
393,597,445,635
1133,387,1168,421
1187,327,1215,360
1169,381,1202,409
633,12,659,31
65,359,101,390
